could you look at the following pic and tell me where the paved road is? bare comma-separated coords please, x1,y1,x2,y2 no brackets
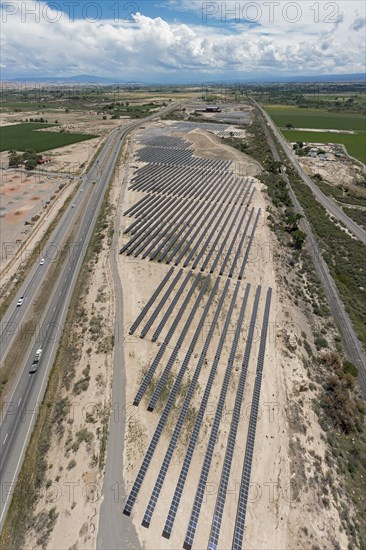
255,101,366,245
97,143,140,550
0,100,184,532
258,112,366,396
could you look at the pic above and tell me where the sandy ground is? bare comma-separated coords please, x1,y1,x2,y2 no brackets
118,125,350,549
0,170,70,245
0,168,77,298
186,128,261,177
290,143,366,189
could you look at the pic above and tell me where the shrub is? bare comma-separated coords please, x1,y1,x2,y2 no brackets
67,459,76,470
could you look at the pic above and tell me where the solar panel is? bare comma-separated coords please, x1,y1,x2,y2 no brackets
133,271,199,407
147,275,211,411
217,187,255,276
140,269,183,338
183,283,251,549
142,277,224,527
199,181,248,273
228,208,254,279
238,209,261,280
207,286,261,549
128,268,174,335
162,281,247,539
124,278,229,518
231,288,272,550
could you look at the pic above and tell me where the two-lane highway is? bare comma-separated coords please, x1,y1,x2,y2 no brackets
257,106,366,396
254,100,366,244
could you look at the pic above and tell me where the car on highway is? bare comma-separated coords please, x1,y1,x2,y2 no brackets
16,297,24,307
71,203,75,208
29,361,39,374
29,348,42,374
40,258,45,265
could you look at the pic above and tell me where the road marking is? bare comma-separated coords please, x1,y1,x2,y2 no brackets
18,397,22,406
3,433,8,445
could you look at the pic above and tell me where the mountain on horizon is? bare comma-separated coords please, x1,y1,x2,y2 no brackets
4,73,365,85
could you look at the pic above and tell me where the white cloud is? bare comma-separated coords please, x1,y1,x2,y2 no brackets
0,1,365,79
350,13,366,30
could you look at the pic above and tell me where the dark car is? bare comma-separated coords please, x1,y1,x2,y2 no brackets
29,362,39,374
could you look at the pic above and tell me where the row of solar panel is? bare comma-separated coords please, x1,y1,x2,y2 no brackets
130,162,232,189
121,189,261,279
231,288,272,550
125,174,241,240
129,164,236,202
139,135,192,149
137,145,232,171
123,277,241,517
124,276,272,550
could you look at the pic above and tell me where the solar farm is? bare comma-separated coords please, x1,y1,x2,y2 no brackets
119,126,276,549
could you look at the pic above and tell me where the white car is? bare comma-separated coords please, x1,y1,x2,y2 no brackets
17,296,24,307
40,258,45,265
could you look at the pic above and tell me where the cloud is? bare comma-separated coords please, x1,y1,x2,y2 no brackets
1,1,365,79
350,14,366,30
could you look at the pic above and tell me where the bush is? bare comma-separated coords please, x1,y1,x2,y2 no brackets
67,459,76,470
344,361,358,377
315,336,328,350
320,352,365,434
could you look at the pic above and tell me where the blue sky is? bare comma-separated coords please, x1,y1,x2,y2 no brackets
1,1,365,81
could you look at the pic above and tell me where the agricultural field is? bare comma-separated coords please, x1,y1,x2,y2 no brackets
282,129,366,163
301,92,366,105
0,123,97,153
263,105,366,131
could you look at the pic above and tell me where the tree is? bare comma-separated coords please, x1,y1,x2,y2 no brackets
25,158,38,170
292,229,306,249
285,123,294,129
9,151,22,167
286,212,303,232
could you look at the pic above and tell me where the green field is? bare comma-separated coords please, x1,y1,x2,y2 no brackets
281,129,366,164
0,123,98,153
263,105,366,131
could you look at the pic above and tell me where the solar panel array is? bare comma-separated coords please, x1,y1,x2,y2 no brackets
142,277,225,527
122,128,273,549
183,284,251,550
121,134,262,279
207,286,261,550
231,288,272,550
136,140,228,169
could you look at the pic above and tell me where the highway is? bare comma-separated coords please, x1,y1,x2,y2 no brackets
255,101,366,245
0,100,183,532
257,108,366,396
